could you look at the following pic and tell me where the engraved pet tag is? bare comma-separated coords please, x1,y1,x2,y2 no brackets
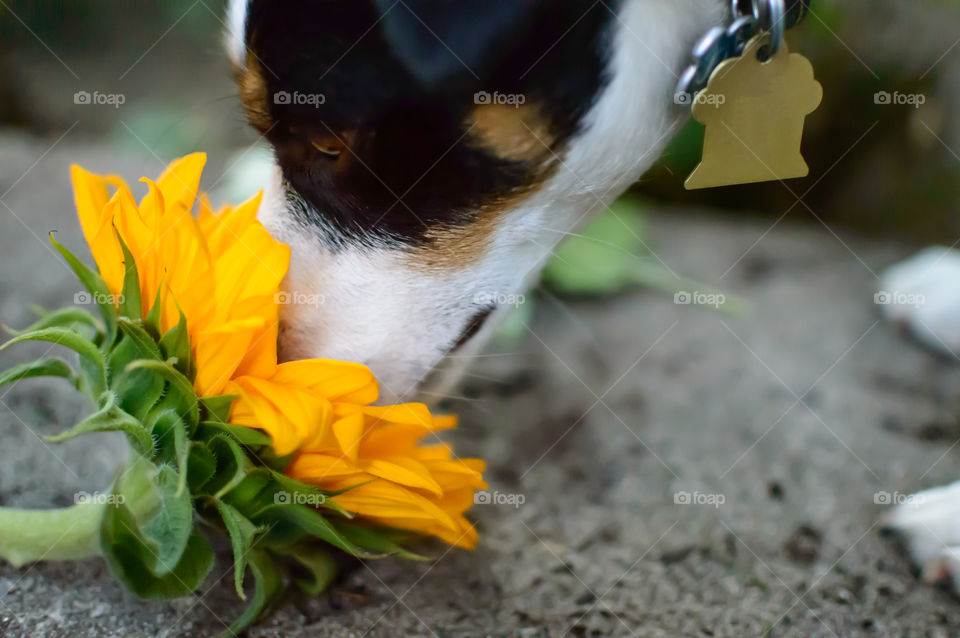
685,34,822,190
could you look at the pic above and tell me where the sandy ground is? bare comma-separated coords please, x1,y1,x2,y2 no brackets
1,134,960,637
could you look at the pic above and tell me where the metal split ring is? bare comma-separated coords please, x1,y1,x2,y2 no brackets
732,0,785,55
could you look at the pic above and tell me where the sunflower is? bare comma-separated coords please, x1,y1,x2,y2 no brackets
70,153,486,548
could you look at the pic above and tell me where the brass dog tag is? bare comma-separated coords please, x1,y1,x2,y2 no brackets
685,35,822,190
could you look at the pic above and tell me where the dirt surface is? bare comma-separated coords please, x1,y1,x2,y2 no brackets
2,135,960,637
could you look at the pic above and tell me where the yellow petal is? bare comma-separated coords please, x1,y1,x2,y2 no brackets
360,457,444,496
331,413,365,463
156,152,205,214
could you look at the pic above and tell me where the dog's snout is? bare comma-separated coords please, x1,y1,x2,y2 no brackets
274,268,498,403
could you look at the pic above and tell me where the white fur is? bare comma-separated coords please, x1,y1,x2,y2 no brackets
880,247,960,357
250,0,725,402
883,481,960,594
225,0,248,68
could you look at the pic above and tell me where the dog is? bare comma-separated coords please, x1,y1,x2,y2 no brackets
224,0,725,403
224,0,960,598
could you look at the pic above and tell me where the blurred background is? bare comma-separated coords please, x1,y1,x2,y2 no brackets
2,0,959,243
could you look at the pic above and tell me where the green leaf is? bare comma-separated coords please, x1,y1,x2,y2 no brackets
140,465,193,575
159,307,193,380
221,549,282,638
50,233,117,346
0,358,78,392
45,391,154,456
540,200,747,315
100,499,213,598
215,500,264,599
541,200,653,296
126,359,199,428
115,231,143,321
199,395,239,425
275,543,338,595
8,307,100,336
1,327,107,397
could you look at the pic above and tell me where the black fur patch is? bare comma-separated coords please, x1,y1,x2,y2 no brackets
244,0,617,247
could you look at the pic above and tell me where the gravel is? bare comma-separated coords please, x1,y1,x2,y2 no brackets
1,134,959,637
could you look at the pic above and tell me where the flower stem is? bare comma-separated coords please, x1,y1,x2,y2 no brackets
0,502,105,567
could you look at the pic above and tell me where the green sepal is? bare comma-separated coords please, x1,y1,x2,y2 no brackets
116,318,162,359
45,391,154,456
253,445,295,474
50,233,117,347
275,543,338,595
100,499,213,598
127,359,199,428
215,466,353,521
331,521,429,561
159,306,193,380
115,230,143,321
196,420,271,448
216,468,273,512
220,549,282,638
7,307,100,337
268,470,353,518
252,503,379,558
1,327,107,397
0,358,78,392
110,319,165,419
140,465,194,575
148,410,190,495
199,394,239,425
215,500,265,599
185,443,218,493
207,434,252,499
143,281,165,339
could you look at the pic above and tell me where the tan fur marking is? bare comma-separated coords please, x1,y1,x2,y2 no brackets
468,102,557,163
401,103,564,272
236,52,271,133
